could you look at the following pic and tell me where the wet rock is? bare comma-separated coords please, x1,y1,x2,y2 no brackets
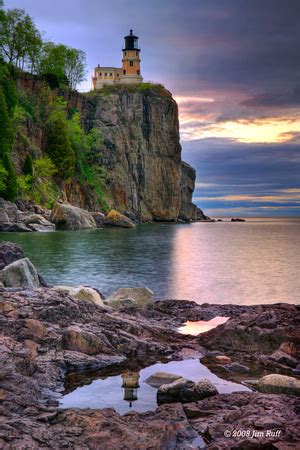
0,198,31,232
25,214,55,232
50,202,97,230
91,211,105,228
231,217,246,222
0,241,24,270
157,378,218,404
63,325,113,355
53,285,104,306
106,287,154,311
0,257,40,288
224,362,250,373
145,371,183,388
269,350,298,368
257,374,300,396
103,210,136,228
214,355,232,364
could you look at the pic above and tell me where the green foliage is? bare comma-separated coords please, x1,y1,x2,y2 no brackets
23,153,33,176
0,152,17,200
17,156,58,208
0,161,8,192
2,75,17,114
45,109,75,179
0,86,13,157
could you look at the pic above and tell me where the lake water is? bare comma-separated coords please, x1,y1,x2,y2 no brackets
1,218,299,305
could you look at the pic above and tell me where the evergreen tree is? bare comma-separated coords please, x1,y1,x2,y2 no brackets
0,152,17,201
23,153,33,176
0,86,13,157
45,112,75,179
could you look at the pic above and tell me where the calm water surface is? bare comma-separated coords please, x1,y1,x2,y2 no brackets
60,359,250,414
1,218,299,305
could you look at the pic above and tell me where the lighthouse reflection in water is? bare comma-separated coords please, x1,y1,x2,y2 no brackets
121,371,140,408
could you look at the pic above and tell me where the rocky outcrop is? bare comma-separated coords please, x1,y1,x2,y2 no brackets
53,285,105,306
82,86,199,221
103,209,136,228
157,378,218,404
0,198,55,232
50,202,97,230
145,371,183,388
0,257,40,288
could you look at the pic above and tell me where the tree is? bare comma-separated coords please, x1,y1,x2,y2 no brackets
0,8,42,71
39,42,86,89
23,153,33,176
0,152,17,200
45,111,75,179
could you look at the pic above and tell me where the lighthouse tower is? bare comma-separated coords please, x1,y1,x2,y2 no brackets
120,29,143,84
92,29,143,89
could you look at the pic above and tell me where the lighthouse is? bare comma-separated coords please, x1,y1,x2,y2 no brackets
93,29,143,90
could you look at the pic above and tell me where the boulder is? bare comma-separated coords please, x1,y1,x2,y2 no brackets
145,372,183,388
0,241,24,270
157,378,218,404
269,350,298,368
224,362,250,373
106,287,154,310
231,217,246,222
54,285,104,306
91,212,105,228
103,210,135,228
24,214,55,232
0,257,40,288
50,203,97,230
214,355,232,365
257,374,300,396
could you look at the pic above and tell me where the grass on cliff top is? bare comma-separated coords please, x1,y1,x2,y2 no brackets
86,82,172,98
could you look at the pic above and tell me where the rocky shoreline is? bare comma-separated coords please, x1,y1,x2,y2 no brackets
0,243,299,449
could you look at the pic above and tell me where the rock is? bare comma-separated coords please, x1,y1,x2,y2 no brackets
178,162,198,221
214,355,232,364
0,198,32,231
0,241,24,270
224,362,250,373
269,350,298,368
53,285,104,306
0,257,40,288
103,210,135,228
24,214,55,232
231,217,246,222
63,325,113,355
279,341,297,357
91,211,105,228
106,287,154,310
145,372,183,388
196,207,211,221
257,374,300,396
50,203,97,230
157,378,218,404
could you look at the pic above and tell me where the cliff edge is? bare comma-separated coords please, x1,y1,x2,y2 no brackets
82,85,199,221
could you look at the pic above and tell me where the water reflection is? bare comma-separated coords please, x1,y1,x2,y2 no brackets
178,317,229,335
121,371,140,408
60,359,250,414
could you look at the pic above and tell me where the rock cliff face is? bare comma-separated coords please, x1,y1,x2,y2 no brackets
82,86,198,221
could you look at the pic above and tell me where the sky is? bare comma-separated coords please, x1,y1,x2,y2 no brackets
5,0,300,217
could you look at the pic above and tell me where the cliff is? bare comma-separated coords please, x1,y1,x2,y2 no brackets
13,78,201,221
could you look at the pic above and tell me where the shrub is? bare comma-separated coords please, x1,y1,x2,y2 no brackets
0,153,17,201
23,153,33,176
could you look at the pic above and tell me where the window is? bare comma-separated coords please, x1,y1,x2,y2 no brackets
130,61,133,67
124,51,127,56
117,73,119,76
137,70,140,75
105,73,107,76
136,51,138,56
99,73,102,76
123,70,126,75
110,73,113,76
